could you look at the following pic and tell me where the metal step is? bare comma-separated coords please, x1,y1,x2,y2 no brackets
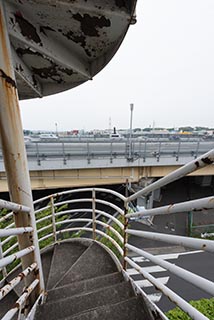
47,272,123,302
35,281,133,320
47,241,88,290
54,242,118,288
62,297,154,320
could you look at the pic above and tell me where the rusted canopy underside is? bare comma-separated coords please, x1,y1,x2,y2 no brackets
3,0,137,100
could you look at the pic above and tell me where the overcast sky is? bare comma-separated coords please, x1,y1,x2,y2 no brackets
20,0,214,132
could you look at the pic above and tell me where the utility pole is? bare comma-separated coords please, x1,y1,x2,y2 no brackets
129,103,134,159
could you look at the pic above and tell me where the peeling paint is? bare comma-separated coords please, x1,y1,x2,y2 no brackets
195,161,200,168
73,13,111,37
40,26,55,36
14,11,42,45
201,157,213,165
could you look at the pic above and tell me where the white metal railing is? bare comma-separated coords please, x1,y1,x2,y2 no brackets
0,149,214,319
0,199,44,320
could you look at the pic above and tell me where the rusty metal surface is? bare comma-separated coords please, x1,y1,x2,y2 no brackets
3,0,137,99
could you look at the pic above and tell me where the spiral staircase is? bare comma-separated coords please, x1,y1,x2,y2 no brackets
0,1,214,319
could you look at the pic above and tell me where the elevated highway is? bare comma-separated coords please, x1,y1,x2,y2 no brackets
0,140,213,191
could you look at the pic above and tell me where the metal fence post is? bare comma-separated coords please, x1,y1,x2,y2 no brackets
123,200,129,271
92,189,96,240
62,142,66,165
188,211,193,236
36,143,41,166
87,142,90,164
0,239,7,278
110,141,113,163
176,140,181,161
143,140,147,162
195,140,200,159
51,196,57,243
123,181,129,270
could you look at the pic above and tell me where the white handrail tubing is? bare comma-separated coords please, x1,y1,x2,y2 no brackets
36,208,124,230
126,196,214,218
125,257,209,320
52,198,124,215
127,149,214,201
54,208,124,229
126,244,214,296
38,227,123,256
0,227,33,238
54,218,124,243
3,242,19,257
0,246,35,269
0,212,13,224
0,199,31,214
0,263,37,300
1,279,39,320
34,205,51,215
33,187,126,206
5,222,15,229
126,229,214,253
1,235,16,246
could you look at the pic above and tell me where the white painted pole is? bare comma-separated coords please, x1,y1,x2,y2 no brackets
0,0,44,294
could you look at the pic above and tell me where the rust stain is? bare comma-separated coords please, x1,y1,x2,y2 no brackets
167,204,174,213
0,8,12,75
13,302,20,309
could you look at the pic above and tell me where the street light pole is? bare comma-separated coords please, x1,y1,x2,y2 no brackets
55,122,58,136
129,103,134,159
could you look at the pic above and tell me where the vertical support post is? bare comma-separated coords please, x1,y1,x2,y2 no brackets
0,0,44,296
0,239,7,278
51,196,57,243
143,140,147,162
128,103,134,160
157,141,161,162
92,189,96,240
36,142,41,166
87,142,90,164
123,181,129,270
176,140,181,161
188,211,193,237
195,140,200,159
110,141,113,163
123,201,129,271
62,142,66,165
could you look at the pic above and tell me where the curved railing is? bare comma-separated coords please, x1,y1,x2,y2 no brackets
0,149,214,320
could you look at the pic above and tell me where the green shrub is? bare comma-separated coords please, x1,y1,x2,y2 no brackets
166,298,214,320
99,215,125,259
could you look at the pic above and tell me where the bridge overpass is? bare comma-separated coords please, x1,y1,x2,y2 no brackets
0,140,213,191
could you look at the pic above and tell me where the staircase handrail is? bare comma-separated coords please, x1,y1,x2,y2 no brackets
1,150,214,319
